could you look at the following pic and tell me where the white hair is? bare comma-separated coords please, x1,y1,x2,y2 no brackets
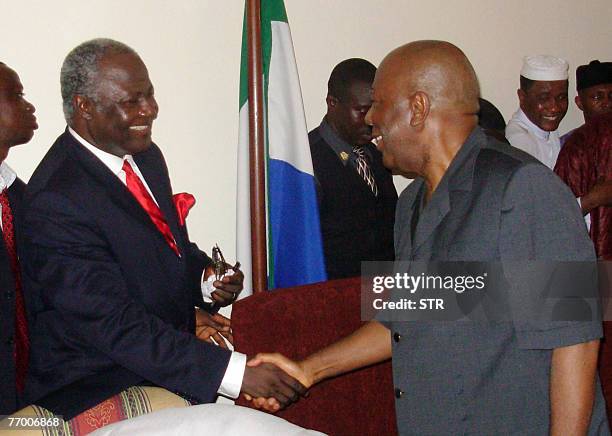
60,38,138,122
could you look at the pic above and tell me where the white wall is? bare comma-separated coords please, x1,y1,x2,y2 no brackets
2,0,611,260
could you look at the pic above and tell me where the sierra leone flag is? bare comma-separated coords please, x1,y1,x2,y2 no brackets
236,0,327,294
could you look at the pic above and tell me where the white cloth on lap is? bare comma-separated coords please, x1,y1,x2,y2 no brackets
90,404,327,436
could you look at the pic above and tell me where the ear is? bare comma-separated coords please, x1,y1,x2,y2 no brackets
517,88,526,107
74,95,94,121
409,92,430,127
575,95,584,111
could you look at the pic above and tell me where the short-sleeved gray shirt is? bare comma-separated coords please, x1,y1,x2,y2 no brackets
382,128,609,435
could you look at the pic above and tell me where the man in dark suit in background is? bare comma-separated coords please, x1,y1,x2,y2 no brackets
0,62,37,415
308,58,397,280
20,38,304,419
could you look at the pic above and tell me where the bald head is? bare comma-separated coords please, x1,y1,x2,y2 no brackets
366,41,481,187
379,40,480,114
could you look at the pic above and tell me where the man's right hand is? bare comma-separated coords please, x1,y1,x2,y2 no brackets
240,361,307,410
244,353,313,412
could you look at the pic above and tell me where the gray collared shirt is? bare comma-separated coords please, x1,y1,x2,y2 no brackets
382,127,608,435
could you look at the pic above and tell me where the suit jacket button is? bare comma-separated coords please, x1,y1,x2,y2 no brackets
395,388,404,399
6,337,15,347
393,332,402,342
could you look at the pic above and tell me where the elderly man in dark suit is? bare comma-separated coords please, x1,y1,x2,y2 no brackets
0,62,37,415
20,39,304,419
249,41,609,435
308,58,397,280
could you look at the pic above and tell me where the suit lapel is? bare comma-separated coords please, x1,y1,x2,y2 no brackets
133,149,185,253
66,133,175,250
7,179,25,230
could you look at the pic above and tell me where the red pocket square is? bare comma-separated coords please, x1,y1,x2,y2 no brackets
173,193,196,226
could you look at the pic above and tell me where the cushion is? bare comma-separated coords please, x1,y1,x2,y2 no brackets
0,386,190,435
89,404,326,436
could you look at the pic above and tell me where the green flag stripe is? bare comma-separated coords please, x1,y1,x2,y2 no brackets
262,0,288,23
239,8,248,107
238,0,287,107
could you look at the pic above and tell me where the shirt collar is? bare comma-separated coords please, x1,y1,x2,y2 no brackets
318,117,370,166
69,127,134,175
515,108,551,141
0,161,17,192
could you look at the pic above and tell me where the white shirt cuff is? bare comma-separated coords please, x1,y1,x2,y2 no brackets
217,351,247,399
201,271,214,303
577,197,591,230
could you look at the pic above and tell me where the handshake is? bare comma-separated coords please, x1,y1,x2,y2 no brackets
240,353,314,412
198,311,390,413
194,310,314,412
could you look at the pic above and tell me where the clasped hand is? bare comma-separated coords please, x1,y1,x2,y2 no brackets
242,353,313,412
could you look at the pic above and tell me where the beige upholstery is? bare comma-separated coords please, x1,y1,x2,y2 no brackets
0,386,191,436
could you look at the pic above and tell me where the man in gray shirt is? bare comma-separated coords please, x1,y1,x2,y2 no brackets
247,40,609,435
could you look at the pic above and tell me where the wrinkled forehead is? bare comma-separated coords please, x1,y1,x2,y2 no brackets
94,52,152,97
372,56,410,99
98,52,148,81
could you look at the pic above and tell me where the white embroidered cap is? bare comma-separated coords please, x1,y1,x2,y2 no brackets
520,55,569,81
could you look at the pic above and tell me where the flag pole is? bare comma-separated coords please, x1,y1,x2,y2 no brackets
247,0,268,292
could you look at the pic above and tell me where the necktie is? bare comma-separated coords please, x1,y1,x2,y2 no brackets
0,189,29,393
353,146,378,197
122,161,180,257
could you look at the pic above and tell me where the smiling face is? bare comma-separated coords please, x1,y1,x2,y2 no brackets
365,58,426,176
365,41,480,181
79,52,158,157
0,64,37,159
518,79,568,132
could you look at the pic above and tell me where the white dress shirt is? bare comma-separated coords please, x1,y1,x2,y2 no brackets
504,114,590,229
68,128,246,399
0,161,18,231
505,108,561,169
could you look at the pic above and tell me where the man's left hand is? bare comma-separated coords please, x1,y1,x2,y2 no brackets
204,264,244,307
195,309,233,348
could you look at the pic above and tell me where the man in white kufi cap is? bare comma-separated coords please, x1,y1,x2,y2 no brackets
505,55,569,168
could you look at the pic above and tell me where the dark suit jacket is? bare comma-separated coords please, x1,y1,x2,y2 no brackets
309,127,397,279
0,177,25,415
20,130,230,419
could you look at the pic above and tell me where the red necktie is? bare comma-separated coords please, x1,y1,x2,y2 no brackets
122,161,180,257
0,189,29,393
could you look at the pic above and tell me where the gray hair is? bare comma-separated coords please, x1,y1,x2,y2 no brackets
60,38,137,122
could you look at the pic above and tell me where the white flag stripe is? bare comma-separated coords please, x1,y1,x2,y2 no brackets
268,21,314,176
236,103,253,296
